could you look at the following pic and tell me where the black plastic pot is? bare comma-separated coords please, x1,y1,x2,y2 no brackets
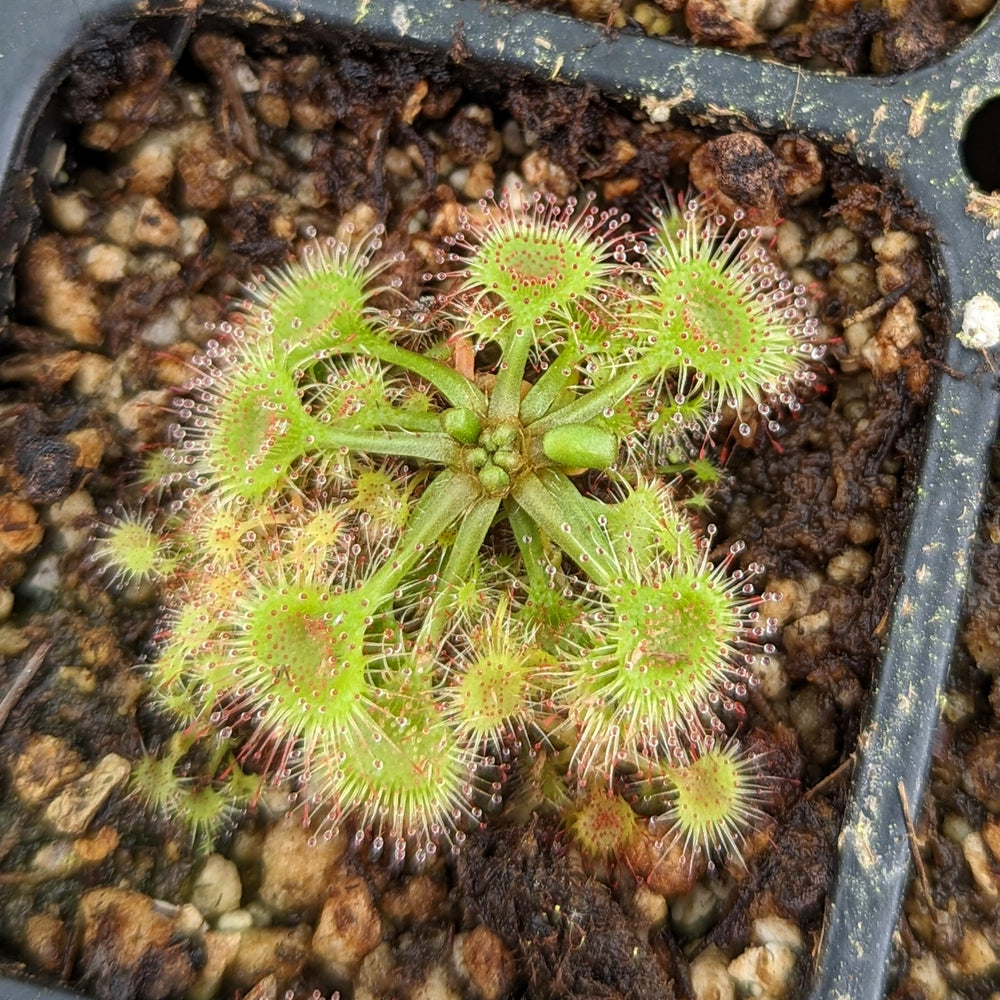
1,2,998,998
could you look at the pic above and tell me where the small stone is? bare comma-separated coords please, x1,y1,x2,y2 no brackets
789,685,838,765
728,941,799,999
669,879,721,938
782,610,832,660
0,349,87,389
255,92,290,129
43,753,131,836
82,242,130,283
962,734,1000,811
32,838,86,879
685,0,759,47
521,150,573,199
133,197,181,248
630,882,669,930
752,915,804,953
452,924,517,1000
229,926,311,993
463,161,496,201
689,133,782,222
905,953,948,1000
0,497,44,561
190,853,244,921
215,908,255,932
77,888,199,1000
116,389,172,441
123,131,177,195
72,354,119,399
354,942,398,1000
23,909,70,975
139,311,183,347
753,652,790,701
808,226,859,265
951,0,993,17
774,135,825,201
411,963,464,1000
17,553,61,602
958,292,1000,353
690,944,736,1000
8,733,85,807
256,815,347,915
982,818,1000,863
719,0,767,26
311,872,383,975
775,219,806,268
72,826,120,866
380,873,449,926
65,429,105,471
826,546,873,586
758,0,801,30
945,927,999,981
188,930,242,1000
963,831,1000,903
46,190,92,234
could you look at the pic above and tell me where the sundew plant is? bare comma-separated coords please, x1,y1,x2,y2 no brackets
96,190,822,868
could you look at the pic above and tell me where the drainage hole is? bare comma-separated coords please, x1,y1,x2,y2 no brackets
962,96,1000,191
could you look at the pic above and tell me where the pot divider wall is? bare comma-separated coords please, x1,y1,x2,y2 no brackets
0,2,998,998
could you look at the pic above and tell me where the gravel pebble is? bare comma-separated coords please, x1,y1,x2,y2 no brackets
8,733,86,807
190,853,244,921
452,924,517,1000
77,887,199,1000
310,872,383,975
257,815,347,915
42,752,131,836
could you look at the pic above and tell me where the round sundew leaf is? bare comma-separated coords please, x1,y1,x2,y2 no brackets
316,355,404,430
606,574,735,700
457,192,627,337
244,233,385,361
444,626,544,748
224,584,376,755
192,344,315,503
562,550,755,776
601,479,700,568
91,512,169,586
565,784,641,865
637,199,816,415
312,691,477,851
652,739,770,865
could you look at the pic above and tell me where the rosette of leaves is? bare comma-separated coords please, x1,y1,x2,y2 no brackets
97,190,819,863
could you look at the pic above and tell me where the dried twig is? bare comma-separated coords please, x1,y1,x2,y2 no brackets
898,779,934,912
804,753,854,801
0,641,52,732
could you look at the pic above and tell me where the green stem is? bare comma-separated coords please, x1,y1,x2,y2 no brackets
511,471,616,586
335,339,486,413
518,343,582,424
420,494,501,646
488,318,536,421
312,422,461,466
505,500,553,595
366,470,481,594
375,409,447,435
526,355,659,435
437,495,500,590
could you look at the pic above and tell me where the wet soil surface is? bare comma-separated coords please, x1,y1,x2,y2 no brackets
0,12,944,1000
